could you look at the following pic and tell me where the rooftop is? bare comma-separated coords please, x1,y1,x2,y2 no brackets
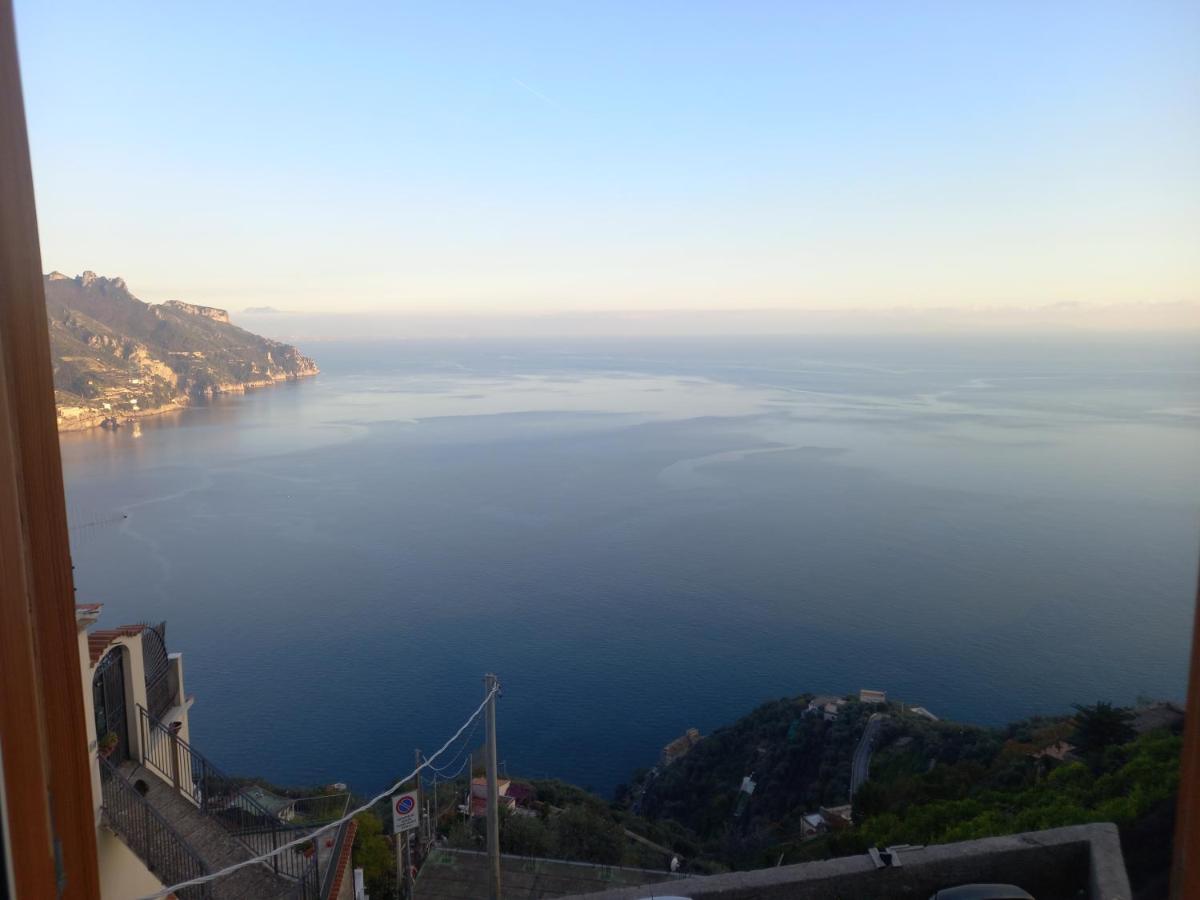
415,848,685,899
1132,701,1184,735
573,823,1130,900
86,623,146,664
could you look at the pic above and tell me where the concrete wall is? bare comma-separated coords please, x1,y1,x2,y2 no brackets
97,826,164,900
167,653,193,746
77,624,102,825
576,824,1131,900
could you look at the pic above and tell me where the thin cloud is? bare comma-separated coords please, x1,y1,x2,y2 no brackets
512,78,562,110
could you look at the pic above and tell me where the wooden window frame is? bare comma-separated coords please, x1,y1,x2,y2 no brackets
0,2,101,896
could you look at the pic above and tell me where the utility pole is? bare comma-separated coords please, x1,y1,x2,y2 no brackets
485,673,501,900
414,748,423,849
400,830,410,897
404,831,415,897
408,747,421,898
431,774,438,845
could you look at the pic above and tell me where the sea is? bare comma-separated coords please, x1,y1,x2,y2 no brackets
60,334,1200,796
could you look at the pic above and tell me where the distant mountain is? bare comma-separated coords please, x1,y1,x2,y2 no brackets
45,271,318,431
243,305,284,314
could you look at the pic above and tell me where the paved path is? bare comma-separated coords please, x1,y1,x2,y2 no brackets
114,760,295,899
850,713,885,798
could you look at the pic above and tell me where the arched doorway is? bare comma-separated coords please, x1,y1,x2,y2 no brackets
92,649,129,764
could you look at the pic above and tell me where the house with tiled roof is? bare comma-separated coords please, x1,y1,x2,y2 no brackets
661,727,703,765
469,776,517,817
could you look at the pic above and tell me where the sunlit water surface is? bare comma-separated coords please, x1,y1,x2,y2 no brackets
62,336,1200,794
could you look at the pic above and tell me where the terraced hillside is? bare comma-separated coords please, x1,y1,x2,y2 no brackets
45,271,317,430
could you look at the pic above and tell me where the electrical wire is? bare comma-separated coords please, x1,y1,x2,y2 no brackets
138,682,499,899
434,746,475,782
423,714,482,776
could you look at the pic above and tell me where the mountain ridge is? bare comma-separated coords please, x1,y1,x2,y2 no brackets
45,271,318,431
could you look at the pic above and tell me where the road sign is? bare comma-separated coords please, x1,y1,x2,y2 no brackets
393,791,419,834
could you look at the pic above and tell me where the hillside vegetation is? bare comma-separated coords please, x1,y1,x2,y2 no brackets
45,271,317,430
350,696,1181,898
628,695,1182,896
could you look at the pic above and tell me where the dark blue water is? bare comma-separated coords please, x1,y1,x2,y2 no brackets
61,336,1200,796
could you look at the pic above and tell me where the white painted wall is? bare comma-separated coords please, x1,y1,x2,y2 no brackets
97,826,164,900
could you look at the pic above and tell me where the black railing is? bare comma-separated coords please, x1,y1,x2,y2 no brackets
291,840,322,900
291,792,352,825
137,705,334,883
145,669,175,721
142,621,175,719
99,755,211,899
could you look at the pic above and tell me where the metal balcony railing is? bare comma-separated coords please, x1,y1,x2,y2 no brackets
99,755,212,899
137,704,326,882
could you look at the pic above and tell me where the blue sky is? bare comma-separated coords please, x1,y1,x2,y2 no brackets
14,1,1200,316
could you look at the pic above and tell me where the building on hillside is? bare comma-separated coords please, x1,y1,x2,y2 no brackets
469,776,517,817
77,603,355,899
859,689,887,704
1131,701,1184,735
820,804,854,830
661,727,702,765
78,605,193,899
731,774,758,818
505,781,537,808
1033,740,1078,762
800,812,828,840
805,695,847,721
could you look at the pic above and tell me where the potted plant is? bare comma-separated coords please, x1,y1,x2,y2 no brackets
97,732,119,759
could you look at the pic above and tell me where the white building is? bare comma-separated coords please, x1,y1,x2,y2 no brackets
77,604,195,898
75,604,357,899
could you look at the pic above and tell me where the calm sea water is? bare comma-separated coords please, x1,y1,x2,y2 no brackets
61,335,1200,795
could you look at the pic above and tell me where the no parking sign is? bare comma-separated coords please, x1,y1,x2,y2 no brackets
392,791,419,833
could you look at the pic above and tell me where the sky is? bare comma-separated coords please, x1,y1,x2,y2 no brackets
14,1,1200,321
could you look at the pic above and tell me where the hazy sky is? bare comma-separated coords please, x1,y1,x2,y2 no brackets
15,1,1200,316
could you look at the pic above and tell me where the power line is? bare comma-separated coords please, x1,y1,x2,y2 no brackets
423,714,482,776
433,748,475,783
139,681,500,900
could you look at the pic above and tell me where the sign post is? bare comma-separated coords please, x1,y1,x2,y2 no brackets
393,790,419,897
393,791,420,834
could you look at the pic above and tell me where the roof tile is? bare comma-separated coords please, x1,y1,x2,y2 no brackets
88,624,147,664
327,819,358,899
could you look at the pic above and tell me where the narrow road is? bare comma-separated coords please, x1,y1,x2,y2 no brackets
850,713,885,799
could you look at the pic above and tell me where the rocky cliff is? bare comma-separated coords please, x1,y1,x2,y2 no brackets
45,271,318,431
161,299,231,323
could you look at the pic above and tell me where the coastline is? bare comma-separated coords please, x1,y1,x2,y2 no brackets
56,370,318,433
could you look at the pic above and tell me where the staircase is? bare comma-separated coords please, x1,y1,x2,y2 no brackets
101,756,298,899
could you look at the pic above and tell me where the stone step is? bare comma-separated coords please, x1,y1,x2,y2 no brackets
114,761,299,900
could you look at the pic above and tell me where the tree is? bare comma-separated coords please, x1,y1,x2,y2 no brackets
352,812,397,900
1071,702,1135,757
553,806,625,865
501,810,553,857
